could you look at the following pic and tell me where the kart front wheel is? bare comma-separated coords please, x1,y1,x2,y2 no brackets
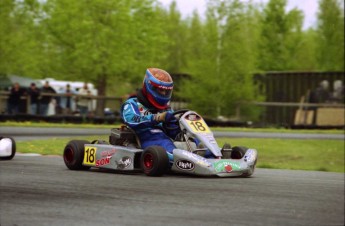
63,140,90,170
141,146,169,177
231,146,247,159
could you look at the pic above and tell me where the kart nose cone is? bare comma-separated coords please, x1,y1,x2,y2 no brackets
244,149,257,164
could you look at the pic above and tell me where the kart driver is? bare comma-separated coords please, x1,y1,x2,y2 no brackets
120,68,180,162
121,68,230,160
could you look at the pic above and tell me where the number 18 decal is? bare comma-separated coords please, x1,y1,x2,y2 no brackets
188,120,210,133
83,146,97,166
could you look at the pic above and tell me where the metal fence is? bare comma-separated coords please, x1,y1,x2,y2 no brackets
0,91,122,116
1,70,344,127
1,91,343,127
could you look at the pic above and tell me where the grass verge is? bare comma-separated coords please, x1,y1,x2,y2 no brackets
16,136,344,173
1,121,344,134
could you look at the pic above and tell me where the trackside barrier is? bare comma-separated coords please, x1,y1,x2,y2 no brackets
0,91,344,128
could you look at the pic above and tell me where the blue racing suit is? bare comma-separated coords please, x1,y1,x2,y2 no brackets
121,97,180,162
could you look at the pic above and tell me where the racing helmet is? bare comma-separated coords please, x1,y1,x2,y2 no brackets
142,68,173,109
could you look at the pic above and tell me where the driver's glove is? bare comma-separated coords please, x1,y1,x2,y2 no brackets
154,111,174,122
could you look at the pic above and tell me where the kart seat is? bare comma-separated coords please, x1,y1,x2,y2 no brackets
109,126,141,148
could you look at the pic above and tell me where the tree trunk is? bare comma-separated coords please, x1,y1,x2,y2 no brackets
96,73,106,116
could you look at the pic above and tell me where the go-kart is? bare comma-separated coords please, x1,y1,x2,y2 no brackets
0,136,16,160
63,110,258,177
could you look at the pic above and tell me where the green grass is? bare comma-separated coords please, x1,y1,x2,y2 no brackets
2,121,343,134
5,120,344,172
218,138,344,173
16,136,344,173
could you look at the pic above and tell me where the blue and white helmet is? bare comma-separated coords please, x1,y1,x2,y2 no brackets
142,68,173,110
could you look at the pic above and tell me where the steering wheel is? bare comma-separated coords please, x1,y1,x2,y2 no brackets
172,109,190,120
162,109,190,130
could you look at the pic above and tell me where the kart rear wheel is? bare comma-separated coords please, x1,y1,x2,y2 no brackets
0,137,16,160
141,146,169,177
63,140,91,170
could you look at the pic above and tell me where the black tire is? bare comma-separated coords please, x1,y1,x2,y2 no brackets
63,140,91,170
231,146,247,159
141,145,169,177
0,137,16,160
91,140,108,144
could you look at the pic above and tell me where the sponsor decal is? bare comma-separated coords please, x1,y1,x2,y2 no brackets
101,149,117,157
204,135,217,144
132,115,141,122
117,156,132,169
225,164,232,173
187,114,197,121
96,156,112,167
181,151,210,167
213,160,240,173
182,151,203,161
138,104,150,116
148,80,173,90
175,159,195,171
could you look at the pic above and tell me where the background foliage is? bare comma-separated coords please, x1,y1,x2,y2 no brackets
0,0,344,118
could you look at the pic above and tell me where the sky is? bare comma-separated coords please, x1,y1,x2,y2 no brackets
158,0,319,30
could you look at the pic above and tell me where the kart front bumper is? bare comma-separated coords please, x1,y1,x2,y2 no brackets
171,149,257,177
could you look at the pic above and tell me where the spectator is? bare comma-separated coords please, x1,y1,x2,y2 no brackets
40,81,56,116
77,82,91,118
27,83,40,115
332,80,344,103
7,82,24,114
308,80,332,125
59,84,75,115
309,80,331,104
86,90,94,117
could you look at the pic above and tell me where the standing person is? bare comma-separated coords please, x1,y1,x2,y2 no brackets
60,84,75,115
309,80,331,104
77,82,91,118
39,81,56,116
27,83,40,115
7,82,24,114
308,80,332,125
332,80,344,103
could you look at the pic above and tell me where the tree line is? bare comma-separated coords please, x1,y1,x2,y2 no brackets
0,0,343,118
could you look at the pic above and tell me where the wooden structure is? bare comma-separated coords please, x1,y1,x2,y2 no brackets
255,71,344,127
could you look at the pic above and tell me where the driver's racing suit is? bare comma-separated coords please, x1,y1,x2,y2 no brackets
121,97,180,161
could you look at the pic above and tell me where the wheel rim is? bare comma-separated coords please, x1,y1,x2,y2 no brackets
64,147,74,163
143,153,154,169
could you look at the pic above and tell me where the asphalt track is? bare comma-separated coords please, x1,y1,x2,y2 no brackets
0,155,344,226
0,127,344,225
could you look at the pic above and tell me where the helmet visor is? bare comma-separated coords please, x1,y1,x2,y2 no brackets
147,80,173,98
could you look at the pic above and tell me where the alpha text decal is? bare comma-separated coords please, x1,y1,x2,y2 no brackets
175,159,195,171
